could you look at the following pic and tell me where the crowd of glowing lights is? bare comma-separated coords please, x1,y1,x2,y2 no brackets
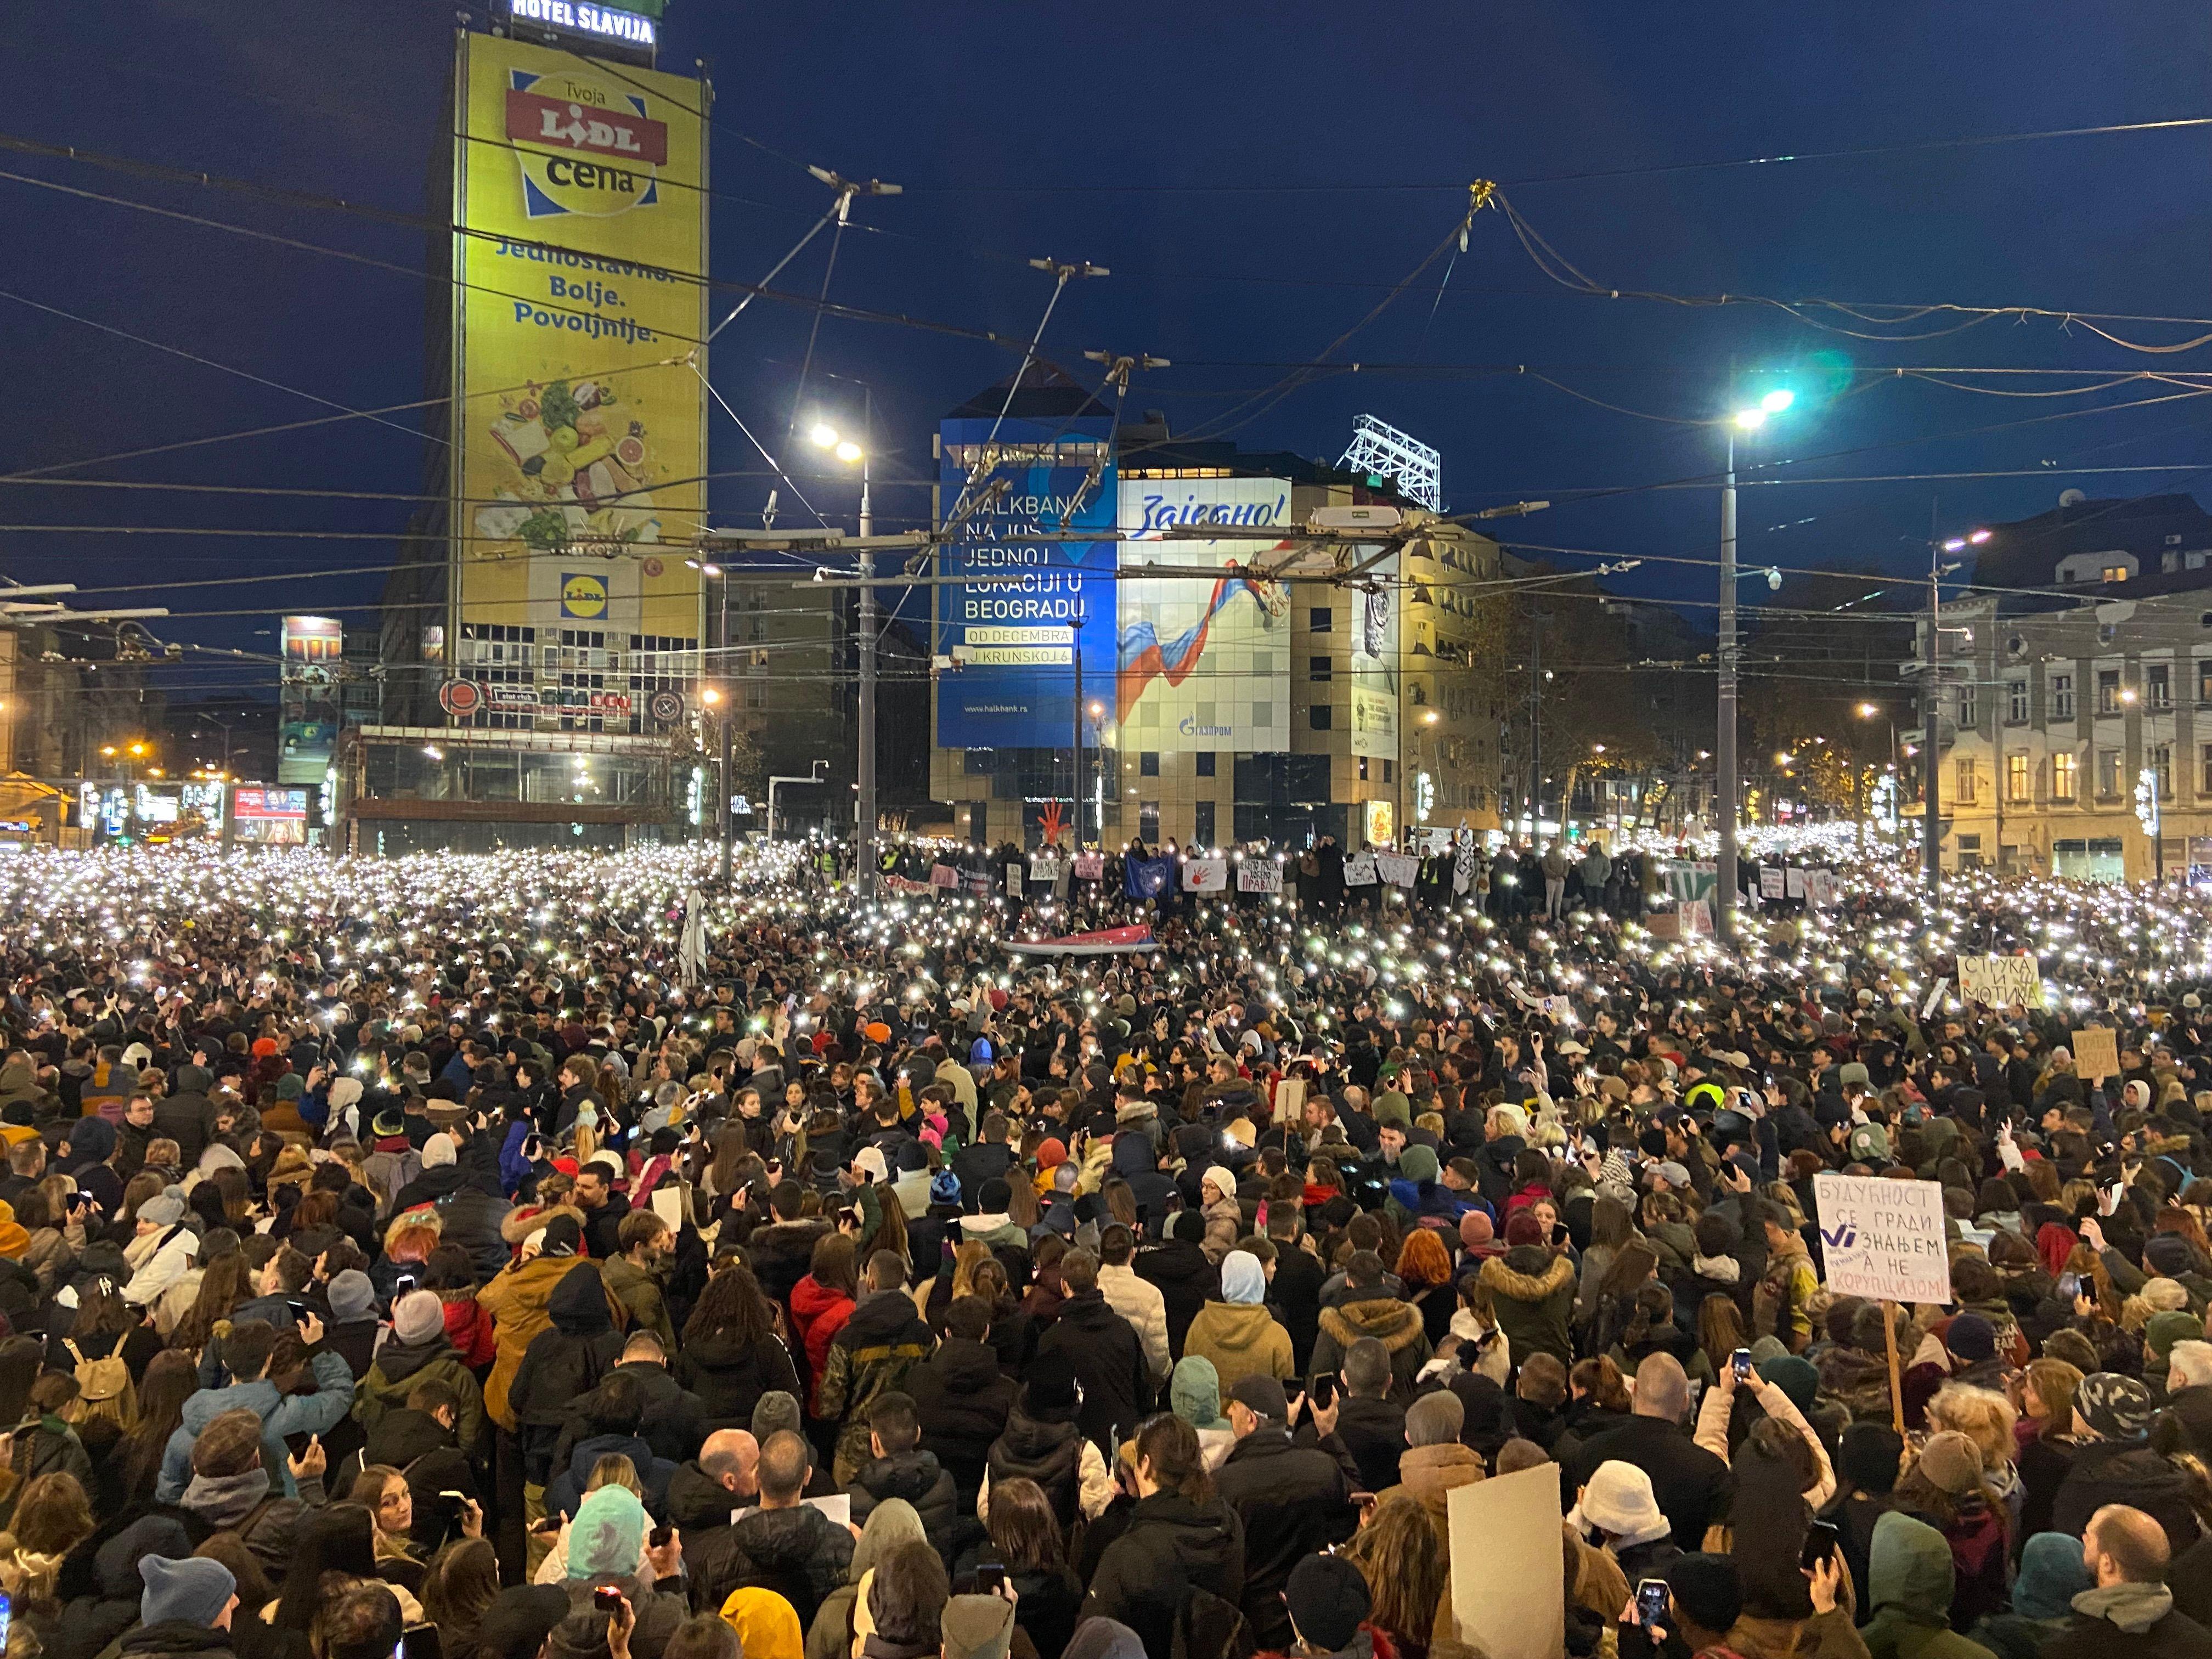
0,834,2205,1046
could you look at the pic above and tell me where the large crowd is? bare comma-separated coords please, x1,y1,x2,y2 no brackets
0,839,2208,1659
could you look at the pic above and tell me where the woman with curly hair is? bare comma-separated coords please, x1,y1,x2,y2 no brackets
1395,1228,1457,1350
675,1261,800,1433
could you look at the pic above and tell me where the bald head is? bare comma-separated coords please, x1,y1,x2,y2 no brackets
758,1429,811,1505
2086,1504,2170,1587
1631,1353,1690,1424
701,1429,758,1498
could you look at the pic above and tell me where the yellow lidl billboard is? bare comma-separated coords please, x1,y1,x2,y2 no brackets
451,33,707,648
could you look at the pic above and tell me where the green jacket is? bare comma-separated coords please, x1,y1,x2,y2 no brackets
352,1336,487,1453
601,1255,676,1351
1863,1511,1999,1659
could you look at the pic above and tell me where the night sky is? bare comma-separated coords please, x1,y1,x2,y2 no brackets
6,1,2210,698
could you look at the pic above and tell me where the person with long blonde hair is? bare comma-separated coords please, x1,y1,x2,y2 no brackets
1339,1490,1450,1659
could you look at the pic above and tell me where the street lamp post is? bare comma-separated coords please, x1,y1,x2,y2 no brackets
809,414,874,891
701,686,733,887
1717,388,1793,945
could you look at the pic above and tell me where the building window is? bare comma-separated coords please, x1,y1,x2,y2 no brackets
1957,682,1978,728
1310,706,1332,731
2103,563,2131,583
2148,663,2172,710
2052,750,2078,802
2007,679,2028,724
2152,743,2174,796
2051,674,2074,720
1382,759,1394,784
1310,607,1333,632
2201,742,2212,794
1194,752,1216,777
1357,757,1369,782
1139,751,1159,777
2098,670,2122,715
2199,660,2212,706
1139,801,1159,844
2007,752,2030,802
2097,747,2122,798
1193,800,1215,847
1309,656,1333,682
1954,759,1977,804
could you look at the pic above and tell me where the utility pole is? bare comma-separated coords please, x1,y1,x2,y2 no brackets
855,428,876,895
1070,613,1084,851
1923,538,1943,912
1717,428,1740,944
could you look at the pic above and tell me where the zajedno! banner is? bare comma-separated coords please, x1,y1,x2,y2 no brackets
452,34,707,642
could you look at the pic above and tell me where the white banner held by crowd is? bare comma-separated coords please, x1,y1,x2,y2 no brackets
1181,857,1229,893
1374,851,1420,888
1957,953,2044,1009
1448,1465,1564,1659
1237,858,1282,894
1344,853,1378,886
1812,1172,1953,1305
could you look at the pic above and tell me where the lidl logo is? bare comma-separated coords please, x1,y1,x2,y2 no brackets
561,572,608,619
506,70,666,220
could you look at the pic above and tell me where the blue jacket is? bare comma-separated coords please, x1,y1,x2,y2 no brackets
499,1121,536,1196
156,1348,355,1502
195,1294,303,1387
1387,1175,1482,1223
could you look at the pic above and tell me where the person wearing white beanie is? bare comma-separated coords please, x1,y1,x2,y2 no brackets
1198,1166,1243,1265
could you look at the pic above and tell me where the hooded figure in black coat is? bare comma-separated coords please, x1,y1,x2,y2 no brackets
507,1260,627,1487
1134,1211,1221,1362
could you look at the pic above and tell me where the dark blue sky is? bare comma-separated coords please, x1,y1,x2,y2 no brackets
6,0,2210,692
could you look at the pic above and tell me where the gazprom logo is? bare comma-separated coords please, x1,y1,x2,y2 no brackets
1179,716,1232,737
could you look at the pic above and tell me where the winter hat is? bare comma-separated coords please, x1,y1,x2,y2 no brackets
1837,1423,1905,1496
1915,1430,1984,1496
1026,1350,1079,1414
1220,1251,1266,1307
1171,1210,1209,1244
327,1269,375,1325
422,1134,457,1169
1573,1459,1671,1545
538,1215,580,1258
1405,1390,1465,1448
1458,1211,1495,1250
895,1140,930,1175
1284,1554,1370,1652
394,1289,445,1346
717,1589,803,1659
1846,1124,1890,1165
929,1169,962,1207
1756,1355,1820,1415
2013,1531,2096,1622
1228,1374,1289,1423
851,1146,889,1185
1170,1356,1229,1432
1199,1166,1237,1203
138,1191,185,1229
140,1555,236,1627
1655,1160,1694,1191
1374,1091,1412,1128
2078,1372,2154,1441
1664,1555,1744,1639
2145,1234,2200,1278
977,1177,1012,1214
2148,1310,2202,1361
1397,1145,1440,1184
476,1585,569,1659
567,1485,646,1579
1503,1211,1546,1249
1060,1621,1145,1659
751,1391,802,1442
1035,1138,1068,1171
1944,1313,1996,1365
941,1595,1014,1659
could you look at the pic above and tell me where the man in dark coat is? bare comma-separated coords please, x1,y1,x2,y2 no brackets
951,1112,1016,1214
154,1066,222,1169
506,1260,628,1492
1135,1210,1221,1362
2044,1502,2212,1659
1213,1374,1359,1651
1034,1249,1153,1452
843,1391,958,1560
1566,1354,1730,1550
666,1429,758,1613
715,1429,853,1630
907,1295,1016,1508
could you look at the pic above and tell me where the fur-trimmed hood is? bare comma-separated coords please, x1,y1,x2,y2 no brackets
1318,1294,1427,1353
1478,1251,1576,1305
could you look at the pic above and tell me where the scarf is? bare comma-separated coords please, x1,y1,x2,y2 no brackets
2074,1582,2174,1635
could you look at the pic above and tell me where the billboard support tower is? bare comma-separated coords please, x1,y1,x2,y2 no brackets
1338,414,1440,512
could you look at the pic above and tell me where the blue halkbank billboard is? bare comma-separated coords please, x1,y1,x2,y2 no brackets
935,413,1118,748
